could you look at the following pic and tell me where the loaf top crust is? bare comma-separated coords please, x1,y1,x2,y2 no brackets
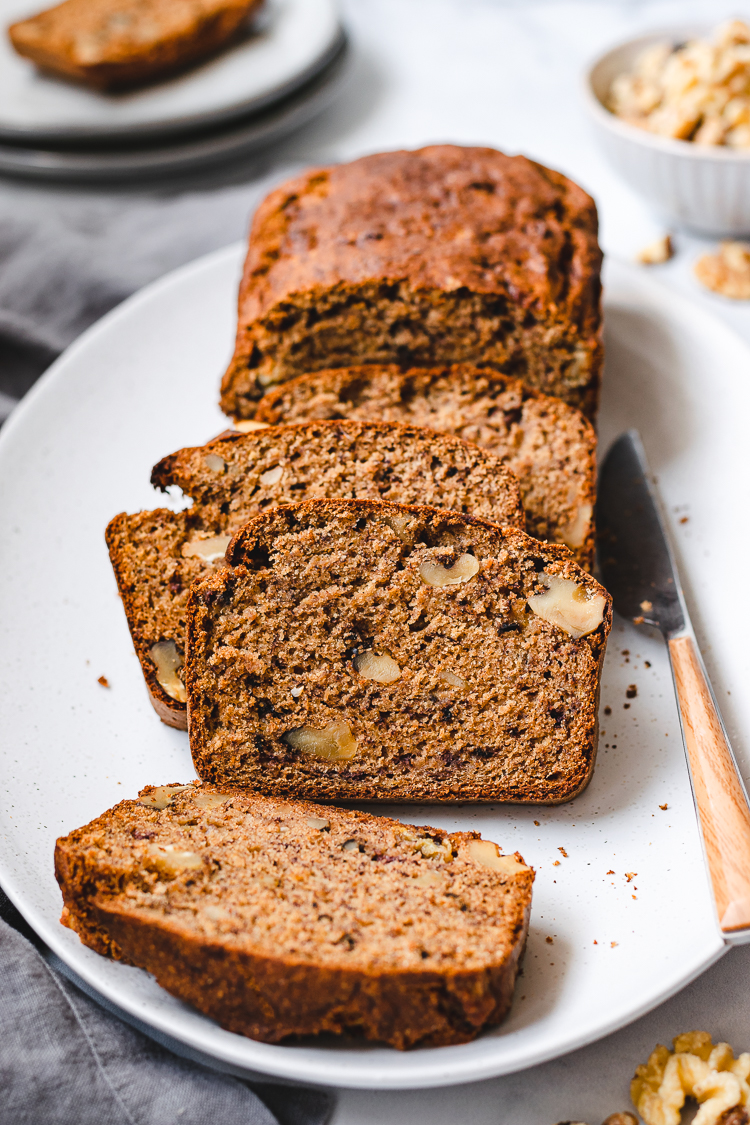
238,145,602,332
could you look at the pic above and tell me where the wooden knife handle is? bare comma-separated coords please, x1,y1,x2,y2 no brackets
669,634,750,934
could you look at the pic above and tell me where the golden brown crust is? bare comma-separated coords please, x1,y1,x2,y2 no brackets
254,363,598,569
55,784,533,1048
221,146,603,418
106,420,526,727
186,498,612,803
8,0,262,91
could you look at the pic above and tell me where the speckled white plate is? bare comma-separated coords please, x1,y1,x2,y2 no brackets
0,0,342,140
0,246,748,1089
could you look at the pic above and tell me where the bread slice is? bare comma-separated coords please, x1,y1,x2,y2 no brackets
8,0,262,91
186,499,612,803
55,782,534,1049
220,146,603,421
106,420,526,730
253,363,597,569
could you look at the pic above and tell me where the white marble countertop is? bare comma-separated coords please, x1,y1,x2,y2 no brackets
270,2,750,1121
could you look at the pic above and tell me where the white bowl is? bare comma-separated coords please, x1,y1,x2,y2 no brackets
583,26,750,236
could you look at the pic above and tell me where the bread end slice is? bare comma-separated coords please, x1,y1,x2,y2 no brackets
56,783,534,1048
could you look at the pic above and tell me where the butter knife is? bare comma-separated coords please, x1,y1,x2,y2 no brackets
596,430,750,944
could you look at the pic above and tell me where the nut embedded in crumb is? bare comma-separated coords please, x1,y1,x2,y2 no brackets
695,242,750,299
150,640,186,703
283,720,358,761
233,420,269,432
466,838,528,874
637,235,674,265
419,552,479,587
527,573,606,639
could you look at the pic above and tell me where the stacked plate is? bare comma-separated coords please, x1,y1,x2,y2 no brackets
0,0,347,180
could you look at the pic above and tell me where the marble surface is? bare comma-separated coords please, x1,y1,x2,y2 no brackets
270,1,750,1121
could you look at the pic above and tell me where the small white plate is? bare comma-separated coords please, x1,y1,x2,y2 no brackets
0,44,347,181
0,245,748,1090
0,0,342,140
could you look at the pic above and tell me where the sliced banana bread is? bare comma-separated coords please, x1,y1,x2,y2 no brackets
8,0,262,91
186,499,612,803
252,363,597,568
220,145,603,420
106,421,525,729
55,782,533,1049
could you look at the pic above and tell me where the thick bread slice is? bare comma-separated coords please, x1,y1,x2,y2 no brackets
9,0,262,91
55,782,534,1049
186,499,612,803
253,363,597,568
220,146,603,420
106,420,525,729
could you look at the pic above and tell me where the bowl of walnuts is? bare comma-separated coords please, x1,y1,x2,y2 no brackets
584,19,750,235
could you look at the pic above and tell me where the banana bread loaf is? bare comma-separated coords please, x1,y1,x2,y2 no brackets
55,782,534,1049
220,145,603,420
253,363,597,568
186,499,612,803
8,0,262,91
106,420,525,729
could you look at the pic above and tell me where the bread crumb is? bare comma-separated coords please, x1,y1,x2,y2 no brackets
611,941,618,948
659,803,668,810
604,705,612,715
625,872,637,882
626,685,637,698
607,869,615,874
558,847,568,857
97,676,110,688
553,860,561,866
546,936,554,944
695,241,750,298
534,820,540,826
680,515,689,524
637,235,673,265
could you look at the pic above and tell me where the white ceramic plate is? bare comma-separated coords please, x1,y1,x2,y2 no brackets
0,44,347,182
0,0,342,140
0,246,748,1090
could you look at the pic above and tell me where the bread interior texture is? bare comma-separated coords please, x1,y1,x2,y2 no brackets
187,499,611,803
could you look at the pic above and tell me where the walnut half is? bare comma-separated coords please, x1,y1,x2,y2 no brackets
527,574,606,639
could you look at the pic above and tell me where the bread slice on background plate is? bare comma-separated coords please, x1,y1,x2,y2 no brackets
106,420,526,729
8,0,263,91
252,362,597,569
55,782,533,1049
220,145,603,420
186,498,612,803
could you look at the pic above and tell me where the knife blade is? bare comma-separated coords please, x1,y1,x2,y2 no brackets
596,430,685,636
596,430,750,944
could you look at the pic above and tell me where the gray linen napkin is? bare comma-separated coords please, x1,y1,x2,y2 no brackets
0,160,301,418
0,894,332,1125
